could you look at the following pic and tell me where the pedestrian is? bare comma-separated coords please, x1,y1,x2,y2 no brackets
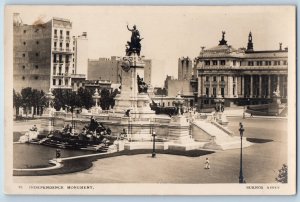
204,157,210,169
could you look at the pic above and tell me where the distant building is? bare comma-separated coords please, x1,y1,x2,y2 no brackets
74,32,88,76
178,57,193,80
13,13,87,93
88,57,121,83
195,31,288,108
84,79,112,93
88,56,152,84
164,76,195,107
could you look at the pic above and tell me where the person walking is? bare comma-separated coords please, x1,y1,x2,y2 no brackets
205,157,210,169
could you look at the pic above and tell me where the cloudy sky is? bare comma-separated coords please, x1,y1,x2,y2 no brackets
10,6,295,86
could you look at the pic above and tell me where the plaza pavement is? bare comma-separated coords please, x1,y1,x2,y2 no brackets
14,117,288,183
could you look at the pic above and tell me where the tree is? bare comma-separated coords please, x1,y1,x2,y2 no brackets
100,88,110,110
276,164,288,183
13,89,22,116
21,87,33,117
77,87,94,109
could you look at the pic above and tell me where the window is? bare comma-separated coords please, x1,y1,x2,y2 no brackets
22,76,25,80
23,42,26,45
274,61,281,66
205,61,210,66
66,55,69,63
213,88,216,96
220,60,225,65
233,60,236,66
59,42,62,47
168,102,170,106
54,29,57,34
35,76,38,80
60,30,63,35
283,60,287,65
248,61,254,66
53,79,56,85
212,60,218,65
22,65,25,69
66,31,70,36
265,61,271,66
206,76,209,81
66,43,69,48
58,79,62,85
53,54,57,62
257,61,263,66
206,88,209,96
36,41,39,45
213,76,217,82
221,88,224,97
59,55,62,62
22,53,25,57
221,76,224,81
36,52,39,57
54,42,57,47
23,30,26,34
35,65,38,69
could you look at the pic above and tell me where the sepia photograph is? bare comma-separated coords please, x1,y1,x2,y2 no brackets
4,5,296,195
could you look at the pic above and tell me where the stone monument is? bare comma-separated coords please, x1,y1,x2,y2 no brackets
213,94,228,125
168,93,193,144
41,89,55,134
113,24,154,118
91,88,102,114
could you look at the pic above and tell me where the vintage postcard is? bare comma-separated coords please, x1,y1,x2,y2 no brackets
4,5,296,195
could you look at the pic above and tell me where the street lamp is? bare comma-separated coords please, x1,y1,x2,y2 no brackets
152,131,156,158
239,122,246,183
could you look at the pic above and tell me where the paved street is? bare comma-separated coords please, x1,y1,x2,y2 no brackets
14,117,287,183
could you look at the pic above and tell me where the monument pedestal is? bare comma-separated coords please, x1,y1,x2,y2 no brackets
168,115,193,144
113,53,155,118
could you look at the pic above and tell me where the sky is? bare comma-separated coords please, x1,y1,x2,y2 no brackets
10,6,294,87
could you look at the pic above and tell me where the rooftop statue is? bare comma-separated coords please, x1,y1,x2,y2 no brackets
126,24,143,56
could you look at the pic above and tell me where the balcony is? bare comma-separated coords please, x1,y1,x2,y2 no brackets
52,85,72,89
204,81,210,86
211,81,218,86
219,81,226,86
71,74,86,79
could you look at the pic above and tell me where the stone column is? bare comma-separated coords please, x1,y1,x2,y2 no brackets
268,75,271,98
209,76,213,97
259,75,262,98
250,75,253,98
277,75,281,95
241,75,244,97
216,76,220,96
235,76,238,97
227,75,233,98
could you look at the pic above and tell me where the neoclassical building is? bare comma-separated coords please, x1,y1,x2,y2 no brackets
194,31,288,108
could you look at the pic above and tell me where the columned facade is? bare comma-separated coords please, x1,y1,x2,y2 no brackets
194,32,288,108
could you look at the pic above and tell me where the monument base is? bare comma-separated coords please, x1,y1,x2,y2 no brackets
168,115,194,144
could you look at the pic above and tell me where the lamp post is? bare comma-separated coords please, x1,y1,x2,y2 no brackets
239,122,245,183
152,131,156,158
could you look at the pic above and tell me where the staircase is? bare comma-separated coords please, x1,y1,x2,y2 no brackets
192,120,252,150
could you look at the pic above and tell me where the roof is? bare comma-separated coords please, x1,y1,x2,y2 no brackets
198,44,288,59
199,44,243,58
